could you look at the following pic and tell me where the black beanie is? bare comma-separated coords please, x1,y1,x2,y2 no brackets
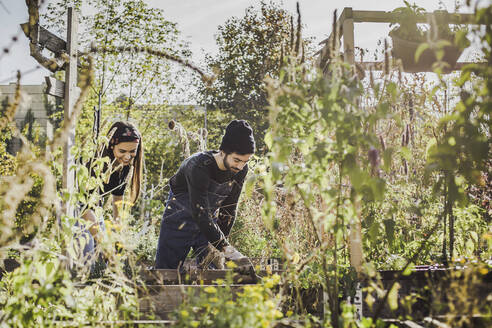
219,120,255,154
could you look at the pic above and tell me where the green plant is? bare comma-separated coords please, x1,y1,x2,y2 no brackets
389,1,426,42
197,1,312,151
172,272,286,328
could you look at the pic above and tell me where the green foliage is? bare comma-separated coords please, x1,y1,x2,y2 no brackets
0,98,16,175
423,4,492,260
260,53,394,326
43,0,191,111
389,1,426,42
172,273,285,328
0,248,139,327
198,1,310,151
2,1,492,326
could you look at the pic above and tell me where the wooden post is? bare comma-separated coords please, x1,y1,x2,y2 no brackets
62,7,78,216
342,7,355,65
342,8,363,273
349,196,364,274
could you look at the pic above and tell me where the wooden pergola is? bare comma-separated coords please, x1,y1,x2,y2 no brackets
315,8,481,284
317,7,477,72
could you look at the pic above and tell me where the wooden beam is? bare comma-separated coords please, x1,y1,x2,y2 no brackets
38,25,66,54
343,8,355,65
357,61,485,72
352,10,476,24
45,76,65,98
318,9,478,49
402,320,426,328
21,23,83,67
423,317,451,328
349,197,363,274
142,269,282,285
62,7,78,216
139,285,246,319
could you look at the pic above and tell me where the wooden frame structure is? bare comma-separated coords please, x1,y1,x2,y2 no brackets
21,7,80,216
317,7,477,72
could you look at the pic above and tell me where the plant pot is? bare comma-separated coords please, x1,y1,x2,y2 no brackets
390,35,463,73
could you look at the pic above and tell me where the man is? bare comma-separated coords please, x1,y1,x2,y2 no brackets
155,119,255,270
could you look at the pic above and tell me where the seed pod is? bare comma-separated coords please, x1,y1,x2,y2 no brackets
331,10,338,55
368,146,380,177
409,98,414,121
295,2,301,56
301,42,305,65
168,120,175,130
279,43,284,69
384,39,389,75
379,135,386,151
290,16,294,54
405,124,410,146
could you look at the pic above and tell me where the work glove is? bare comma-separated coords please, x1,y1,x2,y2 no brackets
222,245,253,270
223,245,260,283
200,244,225,269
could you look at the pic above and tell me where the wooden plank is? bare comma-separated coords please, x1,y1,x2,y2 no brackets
62,7,78,216
402,320,425,328
21,22,82,68
357,61,485,71
45,76,65,98
382,319,425,328
423,317,451,328
138,285,246,318
342,8,355,65
142,269,283,285
52,320,175,327
318,10,478,47
38,25,66,54
21,23,84,56
352,10,476,24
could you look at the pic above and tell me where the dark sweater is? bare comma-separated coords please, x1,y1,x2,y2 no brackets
103,165,129,197
169,151,247,250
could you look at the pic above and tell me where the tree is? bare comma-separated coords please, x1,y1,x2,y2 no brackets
42,0,192,118
198,1,308,150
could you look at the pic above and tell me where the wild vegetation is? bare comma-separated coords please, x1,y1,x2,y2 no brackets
0,1,490,327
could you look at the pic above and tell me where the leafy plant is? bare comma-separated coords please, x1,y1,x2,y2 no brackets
389,1,426,42
172,272,286,328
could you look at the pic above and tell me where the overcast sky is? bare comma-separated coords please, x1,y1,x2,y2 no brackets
0,0,481,86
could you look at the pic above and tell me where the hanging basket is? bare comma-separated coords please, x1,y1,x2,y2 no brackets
391,35,463,73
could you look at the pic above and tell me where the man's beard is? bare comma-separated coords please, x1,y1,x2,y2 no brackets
223,154,239,173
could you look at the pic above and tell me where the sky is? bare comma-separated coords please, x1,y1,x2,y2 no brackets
0,0,481,86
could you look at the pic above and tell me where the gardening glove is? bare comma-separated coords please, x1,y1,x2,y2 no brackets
222,245,260,283
222,245,253,270
200,244,225,269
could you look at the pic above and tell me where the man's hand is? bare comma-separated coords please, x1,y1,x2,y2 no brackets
200,244,225,269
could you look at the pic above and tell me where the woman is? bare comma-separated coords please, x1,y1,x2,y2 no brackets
76,121,143,267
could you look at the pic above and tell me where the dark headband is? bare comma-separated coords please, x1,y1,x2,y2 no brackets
110,126,140,145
